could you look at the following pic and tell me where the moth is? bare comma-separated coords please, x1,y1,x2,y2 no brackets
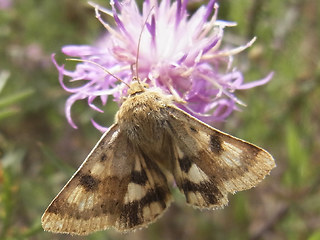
41,78,275,235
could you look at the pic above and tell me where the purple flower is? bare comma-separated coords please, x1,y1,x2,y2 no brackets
0,0,12,9
54,0,273,132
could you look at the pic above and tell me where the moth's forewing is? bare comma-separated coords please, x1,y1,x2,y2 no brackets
42,124,172,235
165,106,275,208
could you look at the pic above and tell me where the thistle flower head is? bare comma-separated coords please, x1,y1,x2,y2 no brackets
54,0,272,131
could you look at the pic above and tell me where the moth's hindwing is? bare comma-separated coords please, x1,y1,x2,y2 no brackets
41,124,172,235
166,106,275,209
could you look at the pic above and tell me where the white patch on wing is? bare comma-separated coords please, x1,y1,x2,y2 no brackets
141,202,163,220
197,131,210,145
67,186,82,204
149,202,162,217
76,193,95,211
86,194,94,209
142,205,151,219
124,182,147,204
177,146,184,159
220,141,243,167
134,157,142,171
109,130,119,144
79,199,86,211
186,163,210,184
91,162,105,176
187,191,205,205
187,192,198,203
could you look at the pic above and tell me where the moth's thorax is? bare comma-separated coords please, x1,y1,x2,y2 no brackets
116,84,173,147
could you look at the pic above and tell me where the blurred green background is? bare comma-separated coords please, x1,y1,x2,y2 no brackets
0,0,319,239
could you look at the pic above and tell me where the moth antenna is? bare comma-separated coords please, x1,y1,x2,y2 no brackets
134,6,155,82
66,58,130,88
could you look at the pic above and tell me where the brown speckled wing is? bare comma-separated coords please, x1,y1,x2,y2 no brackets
166,106,275,209
41,124,172,235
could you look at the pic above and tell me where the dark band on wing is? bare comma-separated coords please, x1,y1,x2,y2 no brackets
210,134,223,154
79,174,100,192
131,169,148,185
178,155,193,173
181,179,223,206
120,186,168,228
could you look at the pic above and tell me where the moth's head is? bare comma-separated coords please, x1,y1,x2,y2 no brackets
128,77,149,96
